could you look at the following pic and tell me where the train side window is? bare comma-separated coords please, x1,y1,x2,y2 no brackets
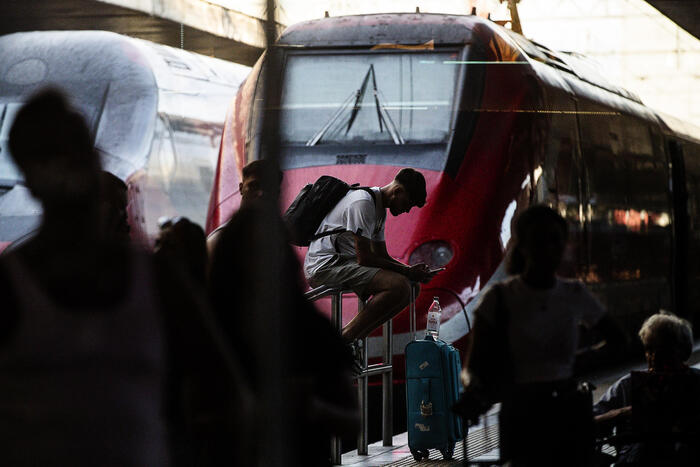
580,104,672,327
540,109,584,277
143,114,222,238
681,142,700,322
542,117,580,212
579,106,634,284
680,143,700,232
619,117,669,282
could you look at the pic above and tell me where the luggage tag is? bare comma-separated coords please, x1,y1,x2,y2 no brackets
420,400,433,417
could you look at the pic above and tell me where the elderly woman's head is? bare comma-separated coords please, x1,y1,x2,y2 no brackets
639,312,693,371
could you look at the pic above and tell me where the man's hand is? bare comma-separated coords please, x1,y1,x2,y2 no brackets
407,263,438,283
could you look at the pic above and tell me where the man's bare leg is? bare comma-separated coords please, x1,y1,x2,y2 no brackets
342,270,412,341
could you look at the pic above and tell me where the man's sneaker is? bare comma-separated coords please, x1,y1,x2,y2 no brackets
349,339,365,377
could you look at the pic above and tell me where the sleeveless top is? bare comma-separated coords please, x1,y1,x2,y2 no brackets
0,251,168,466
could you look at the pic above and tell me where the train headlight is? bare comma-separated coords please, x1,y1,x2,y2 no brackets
409,241,454,268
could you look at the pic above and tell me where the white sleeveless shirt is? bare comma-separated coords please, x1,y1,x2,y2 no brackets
475,276,605,384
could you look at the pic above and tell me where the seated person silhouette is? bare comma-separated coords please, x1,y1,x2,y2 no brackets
594,312,700,465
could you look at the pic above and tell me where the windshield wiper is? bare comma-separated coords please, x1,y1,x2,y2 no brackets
305,92,354,146
369,65,405,145
345,66,373,136
305,68,372,147
306,64,405,146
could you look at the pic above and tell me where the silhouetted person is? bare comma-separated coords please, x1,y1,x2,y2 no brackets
206,158,284,261
594,312,700,465
156,217,207,288
209,159,359,466
463,205,619,466
0,89,251,466
304,168,436,342
98,170,130,243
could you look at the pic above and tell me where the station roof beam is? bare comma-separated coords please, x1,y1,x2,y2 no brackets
646,1,700,41
0,0,284,66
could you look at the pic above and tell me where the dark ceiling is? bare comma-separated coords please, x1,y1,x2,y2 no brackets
0,0,267,66
646,1,700,40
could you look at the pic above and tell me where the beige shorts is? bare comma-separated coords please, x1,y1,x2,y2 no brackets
308,260,381,300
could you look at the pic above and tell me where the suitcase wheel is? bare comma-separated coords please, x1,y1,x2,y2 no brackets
440,444,454,460
410,448,430,461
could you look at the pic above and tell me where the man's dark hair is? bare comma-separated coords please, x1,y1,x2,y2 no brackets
395,168,427,208
242,159,283,186
507,205,569,275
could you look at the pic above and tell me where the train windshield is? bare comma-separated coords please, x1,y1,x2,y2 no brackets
0,103,24,189
280,51,460,146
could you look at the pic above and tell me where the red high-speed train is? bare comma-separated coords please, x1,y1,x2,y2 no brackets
207,13,700,374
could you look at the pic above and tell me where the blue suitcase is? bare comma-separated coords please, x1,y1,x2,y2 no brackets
405,335,464,461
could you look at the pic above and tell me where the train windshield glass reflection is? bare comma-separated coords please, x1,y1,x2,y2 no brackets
280,52,460,145
0,103,24,188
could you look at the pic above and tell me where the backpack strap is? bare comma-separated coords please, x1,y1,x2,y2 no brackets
309,228,346,242
352,186,377,206
352,186,383,237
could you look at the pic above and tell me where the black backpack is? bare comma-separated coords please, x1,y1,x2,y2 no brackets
284,175,375,247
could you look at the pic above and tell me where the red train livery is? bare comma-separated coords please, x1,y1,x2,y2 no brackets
207,13,700,377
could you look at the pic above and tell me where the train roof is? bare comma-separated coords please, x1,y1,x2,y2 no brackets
0,31,249,179
658,112,700,145
278,13,640,102
278,12,479,47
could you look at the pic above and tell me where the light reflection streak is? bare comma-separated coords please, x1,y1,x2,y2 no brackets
611,209,670,231
520,174,531,189
472,109,621,115
500,200,517,248
282,101,449,109
443,61,526,64
534,166,543,185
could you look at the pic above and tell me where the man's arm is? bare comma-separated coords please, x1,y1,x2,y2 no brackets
353,234,434,283
371,240,408,269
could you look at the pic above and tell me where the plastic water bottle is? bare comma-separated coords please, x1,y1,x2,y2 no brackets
426,297,441,339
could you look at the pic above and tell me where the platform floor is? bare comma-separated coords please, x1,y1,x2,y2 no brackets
337,344,700,466
340,406,499,466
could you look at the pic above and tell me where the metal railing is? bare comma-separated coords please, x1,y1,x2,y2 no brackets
304,284,418,464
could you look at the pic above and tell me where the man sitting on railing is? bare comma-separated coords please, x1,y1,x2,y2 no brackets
304,168,436,342
594,312,700,465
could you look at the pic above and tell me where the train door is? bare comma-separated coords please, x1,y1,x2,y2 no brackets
668,139,689,318
679,141,700,326
140,114,223,241
578,102,672,333
537,95,587,279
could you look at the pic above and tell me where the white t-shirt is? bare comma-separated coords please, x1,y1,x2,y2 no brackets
304,187,385,279
474,276,605,384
